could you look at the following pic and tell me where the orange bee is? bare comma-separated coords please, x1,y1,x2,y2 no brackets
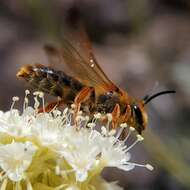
16,24,175,134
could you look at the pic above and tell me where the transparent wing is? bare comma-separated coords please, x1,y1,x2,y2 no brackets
44,24,118,93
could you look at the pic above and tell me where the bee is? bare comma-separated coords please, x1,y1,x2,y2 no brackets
16,25,175,134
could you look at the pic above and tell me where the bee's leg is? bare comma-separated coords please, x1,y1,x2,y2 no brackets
111,104,121,129
74,87,95,113
73,87,95,126
38,99,64,113
123,105,131,122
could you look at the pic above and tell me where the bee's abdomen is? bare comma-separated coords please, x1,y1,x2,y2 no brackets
17,64,84,100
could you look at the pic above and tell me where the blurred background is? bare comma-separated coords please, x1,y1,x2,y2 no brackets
0,0,190,189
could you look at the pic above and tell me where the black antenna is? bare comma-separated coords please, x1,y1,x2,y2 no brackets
143,90,176,105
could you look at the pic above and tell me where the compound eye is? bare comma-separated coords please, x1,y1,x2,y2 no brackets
133,105,143,130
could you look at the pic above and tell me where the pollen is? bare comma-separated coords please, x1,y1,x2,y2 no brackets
12,96,19,102
137,134,144,141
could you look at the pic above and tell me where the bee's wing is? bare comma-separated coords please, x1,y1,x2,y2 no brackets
44,25,118,93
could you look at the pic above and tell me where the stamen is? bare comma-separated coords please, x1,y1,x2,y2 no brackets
33,92,39,96
24,97,29,106
33,91,43,96
108,129,116,136
53,110,61,117
105,113,112,131
125,162,154,171
120,123,128,128
87,123,96,129
145,164,154,171
136,134,144,141
107,113,112,122
123,131,131,143
23,90,30,112
101,126,108,136
38,92,44,98
83,116,90,128
62,108,69,115
71,104,76,109
78,111,83,116
39,92,45,113
76,115,85,127
129,126,135,132
11,96,19,111
123,127,135,143
125,134,144,152
12,96,19,102
85,116,90,121
25,89,30,95
90,113,101,126
33,91,45,111
94,113,101,120
115,123,128,139
115,127,125,139
66,110,73,124
34,97,40,111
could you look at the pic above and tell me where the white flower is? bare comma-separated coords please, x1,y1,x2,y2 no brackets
0,141,37,181
56,123,153,182
55,118,153,182
31,112,64,147
99,136,135,171
0,91,153,190
58,128,101,182
0,108,33,137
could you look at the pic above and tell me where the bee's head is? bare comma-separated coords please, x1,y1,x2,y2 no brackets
131,90,176,134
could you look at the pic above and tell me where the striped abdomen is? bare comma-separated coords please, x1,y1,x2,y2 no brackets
17,64,84,103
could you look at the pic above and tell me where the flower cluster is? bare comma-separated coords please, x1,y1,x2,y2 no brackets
0,91,153,190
